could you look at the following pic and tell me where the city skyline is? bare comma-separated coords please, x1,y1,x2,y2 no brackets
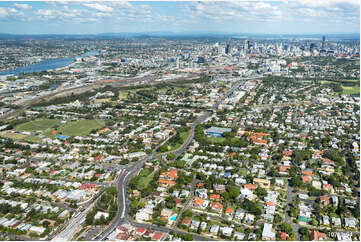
0,0,359,35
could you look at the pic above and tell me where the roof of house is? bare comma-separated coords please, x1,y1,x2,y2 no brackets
159,179,175,185
302,176,312,183
211,202,223,210
309,230,327,241
182,218,191,225
320,196,329,202
265,201,276,207
302,170,313,176
244,184,257,190
210,194,220,200
193,197,204,206
225,208,234,214
152,232,163,240
281,232,288,240
136,227,146,233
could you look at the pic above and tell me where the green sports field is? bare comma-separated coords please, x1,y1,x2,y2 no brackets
15,119,61,132
118,91,128,99
0,131,42,143
342,85,360,95
59,119,105,137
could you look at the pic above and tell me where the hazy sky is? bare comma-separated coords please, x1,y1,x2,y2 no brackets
0,0,359,35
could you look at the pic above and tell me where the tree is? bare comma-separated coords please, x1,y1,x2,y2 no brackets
290,176,302,187
182,234,193,241
158,145,168,153
42,221,50,228
280,222,293,234
167,153,176,161
255,187,267,199
274,214,282,224
183,209,193,218
85,210,95,225
227,185,240,200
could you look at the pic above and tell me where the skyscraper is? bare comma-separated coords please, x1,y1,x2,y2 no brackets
244,40,249,50
322,35,326,49
225,38,232,55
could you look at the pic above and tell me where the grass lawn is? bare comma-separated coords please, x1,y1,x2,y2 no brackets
128,87,151,93
174,86,188,91
239,168,247,176
138,168,152,177
342,85,360,95
24,136,42,143
158,86,187,94
320,79,359,85
320,80,333,85
93,98,111,103
118,91,128,99
206,137,239,144
137,170,155,190
342,79,359,83
58,119,105,137
168,129,191,151
217,80,227,87
158,88,168,94
207,137,226,143
15,119,61,132
0,131,42,143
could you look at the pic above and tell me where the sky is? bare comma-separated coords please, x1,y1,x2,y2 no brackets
0,0,359,35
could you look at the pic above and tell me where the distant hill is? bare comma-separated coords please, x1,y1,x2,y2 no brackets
0,32,359,40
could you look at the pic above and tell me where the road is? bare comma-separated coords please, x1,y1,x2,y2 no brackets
52,203,95,241
172,178,198,229
129,220,213,241
50,75,261,241
0,73,201,121
94,75,261,240
285,182,301,240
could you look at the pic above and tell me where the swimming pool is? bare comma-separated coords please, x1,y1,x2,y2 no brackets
170,214,177,221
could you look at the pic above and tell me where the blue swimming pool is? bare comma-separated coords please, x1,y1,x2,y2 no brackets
170,214,177,221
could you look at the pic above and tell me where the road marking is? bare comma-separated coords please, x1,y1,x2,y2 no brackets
121,171,131,218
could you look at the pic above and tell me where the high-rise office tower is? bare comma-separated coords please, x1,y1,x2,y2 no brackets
322,35,326,49
244,40,250,50
225,38,231,54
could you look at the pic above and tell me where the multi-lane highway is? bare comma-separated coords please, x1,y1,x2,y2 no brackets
52,203,95,241
94,76,260,240
51,75,260,241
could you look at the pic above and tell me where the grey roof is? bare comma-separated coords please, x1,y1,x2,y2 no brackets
206,127,232,134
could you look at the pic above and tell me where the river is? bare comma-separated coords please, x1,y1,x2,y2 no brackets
0,50,99,76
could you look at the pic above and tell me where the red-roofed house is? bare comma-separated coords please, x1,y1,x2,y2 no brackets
210,194,220,200
281,232,288,240
116,233,130,240
244,184,257,190
210,202,223,213
282,150,293,157
265,201,277,207
320,196,330,206
135,227,146,235
152,232,163,240
94,155,103,161
280,166,291,173
302,170,313,176
182,218,191,227
79,184,97,190
302,176,312,183
323,184,334,192
116,225,128,233
309,230,327,241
